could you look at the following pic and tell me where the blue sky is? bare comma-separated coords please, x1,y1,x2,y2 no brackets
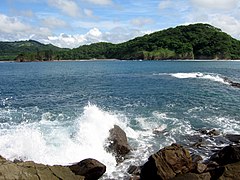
0,0,240,48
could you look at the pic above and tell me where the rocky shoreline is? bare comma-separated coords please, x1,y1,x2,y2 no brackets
1,126,240,179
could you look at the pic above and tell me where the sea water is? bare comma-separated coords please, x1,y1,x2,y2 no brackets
0,60,239,178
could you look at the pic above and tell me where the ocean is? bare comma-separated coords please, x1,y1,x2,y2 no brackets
0,60,239,179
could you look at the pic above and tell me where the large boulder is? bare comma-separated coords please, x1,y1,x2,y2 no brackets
106,125,131,162
225,134,240,143
0,155,84,180
69,158,106,180
218,161,240,180
210,145,240,165
140,144,193,180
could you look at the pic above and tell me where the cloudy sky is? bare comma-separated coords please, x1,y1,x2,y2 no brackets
1,0,240,48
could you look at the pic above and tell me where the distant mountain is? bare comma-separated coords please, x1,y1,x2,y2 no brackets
1,23,240,61
0,40,64,61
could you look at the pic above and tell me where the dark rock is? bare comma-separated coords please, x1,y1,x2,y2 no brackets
223,77,240,88
209,166,225,180
207,129,220,136
127,165,141,176
225,134,240,143
230,82,240,88
69,158,106,180
140,144,193,180
172,172,211,180
199,129,208,135
210,145,240,165
218,161,240,179
107,125,131,162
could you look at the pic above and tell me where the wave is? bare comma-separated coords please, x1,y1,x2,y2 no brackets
0,103,238,178
169,72,229,84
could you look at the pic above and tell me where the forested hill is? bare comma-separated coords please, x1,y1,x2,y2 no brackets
0,40,64,61
1,23,240,61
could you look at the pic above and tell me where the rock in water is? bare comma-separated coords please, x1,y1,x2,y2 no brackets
140,144,193,180
210,145,240,165
225,134,240,143
107,125,131,162
69,158,106,180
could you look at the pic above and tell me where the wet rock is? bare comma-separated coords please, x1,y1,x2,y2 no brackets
172,172,211,180
0,156,84,180
225,134,240,143
198,129,220,136
223,77,240,88
207,129,220,136
69,158,106,180
127,165,140,175
210,145,240,165
107,125,131,162
140,144,193,180
191,154,203,163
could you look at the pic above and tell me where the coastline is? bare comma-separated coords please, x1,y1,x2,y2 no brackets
2,59,240,63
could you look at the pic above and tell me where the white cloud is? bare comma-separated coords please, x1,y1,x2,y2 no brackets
0,13,52,41
131,18,154,27
191,0,239,10
209,14,240,39
41,16,67,29
83,0,112,5
45,28,103,48
44,27,150,48
48,0,80,17
159,0,172,10
0,14,31,33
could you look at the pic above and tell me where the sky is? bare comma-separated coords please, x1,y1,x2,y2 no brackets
0,0,240,48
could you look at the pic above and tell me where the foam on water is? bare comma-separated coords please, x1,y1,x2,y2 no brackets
0,102,237,179
169,72,229,84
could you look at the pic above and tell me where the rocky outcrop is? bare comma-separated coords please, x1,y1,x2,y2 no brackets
106,125,131,162
140,144,193,180
210,145,240,165
69,158,106,180
218,161,240,179
0,155,84,180
223,77,240,88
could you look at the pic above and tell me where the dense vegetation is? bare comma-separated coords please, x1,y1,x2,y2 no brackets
1,23,240,61
0,40,64,61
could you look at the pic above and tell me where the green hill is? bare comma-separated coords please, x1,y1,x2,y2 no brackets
0,40,64,61
71,23,240,60
1,23,240,61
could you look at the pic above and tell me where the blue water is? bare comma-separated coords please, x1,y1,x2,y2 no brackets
0,60,240,178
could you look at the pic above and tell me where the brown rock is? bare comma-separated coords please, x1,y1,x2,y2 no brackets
0,157,84,180
172,172,211,180
218,161,240,180
107,125,131,162
140,144,193,180
196,163,207,174
69,158,106,180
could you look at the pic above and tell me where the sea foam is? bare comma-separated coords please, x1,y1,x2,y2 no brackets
170,72,229,84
